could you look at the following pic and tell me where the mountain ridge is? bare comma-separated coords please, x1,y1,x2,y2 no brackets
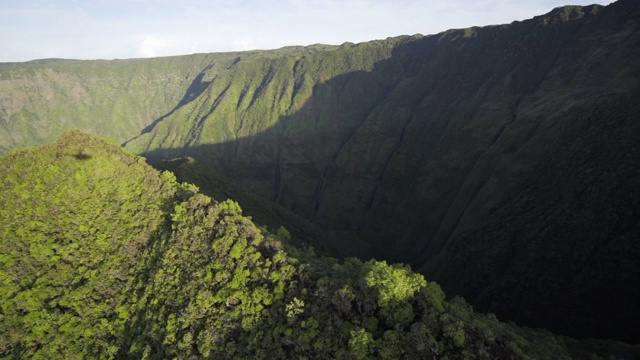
7,131,640,358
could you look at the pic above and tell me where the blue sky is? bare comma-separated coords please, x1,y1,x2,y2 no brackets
0,0,614,62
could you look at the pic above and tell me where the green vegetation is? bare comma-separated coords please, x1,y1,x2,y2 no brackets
0,131,180,357
3,131,637,359
151,156,373,260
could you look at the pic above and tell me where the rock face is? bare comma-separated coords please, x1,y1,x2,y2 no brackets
2,0,639,342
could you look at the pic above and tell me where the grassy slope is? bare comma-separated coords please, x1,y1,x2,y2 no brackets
0,52,250,153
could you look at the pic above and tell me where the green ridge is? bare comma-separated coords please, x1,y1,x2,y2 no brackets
2,131,638,359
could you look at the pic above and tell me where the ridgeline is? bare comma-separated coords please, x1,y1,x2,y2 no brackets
1,131,638,359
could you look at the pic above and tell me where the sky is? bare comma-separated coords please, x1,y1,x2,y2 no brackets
0,0,615,63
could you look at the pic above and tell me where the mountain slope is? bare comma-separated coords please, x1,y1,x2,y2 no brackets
1,0,638,343
0,52,269,153
7,131,635,359
132,1,640,342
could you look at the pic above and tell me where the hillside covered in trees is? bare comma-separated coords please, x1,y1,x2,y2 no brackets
1,131,638,359
1,0,639,347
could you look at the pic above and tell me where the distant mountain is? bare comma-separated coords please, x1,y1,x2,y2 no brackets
1,0,638,343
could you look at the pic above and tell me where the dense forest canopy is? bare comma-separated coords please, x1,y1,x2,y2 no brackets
1,131,638,359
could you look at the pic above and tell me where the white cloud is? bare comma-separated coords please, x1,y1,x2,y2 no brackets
232,37,254,52
138,35,174,58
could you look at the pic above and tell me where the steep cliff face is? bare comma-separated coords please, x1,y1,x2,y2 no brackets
0,53,247,153
1,0,638,342
135,2,640,342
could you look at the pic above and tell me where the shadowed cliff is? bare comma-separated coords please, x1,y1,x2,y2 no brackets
132,1,640,342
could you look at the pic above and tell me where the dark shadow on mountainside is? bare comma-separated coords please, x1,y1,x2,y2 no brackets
135,0,640,343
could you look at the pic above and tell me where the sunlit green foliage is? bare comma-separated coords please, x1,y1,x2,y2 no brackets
0,130,180,358
1,132,636,359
